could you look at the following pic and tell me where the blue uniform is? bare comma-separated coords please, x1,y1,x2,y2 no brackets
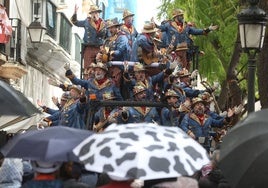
46,99,87,129
123,106,161,124
69,77,123,101
157,21,205,48
71,14,107,46
131,33,155,62
180,113,224,151
120,24,138,48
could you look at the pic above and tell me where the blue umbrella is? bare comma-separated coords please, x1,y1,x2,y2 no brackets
1,126,93,162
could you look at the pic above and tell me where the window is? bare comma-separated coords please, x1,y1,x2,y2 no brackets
32,0,42,20
114,0,125,12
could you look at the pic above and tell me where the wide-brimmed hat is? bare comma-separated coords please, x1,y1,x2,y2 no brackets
88,5,102,14
165,89,179,99
178,68,191,78
191,97,208,108
133,84,146,95
122,9,135,20
172,8,184,19
106,18,122,28
133,63,146,72
69,85,82,93
175,42,188,51
94,62,108,71
142,21,158,33
31,161,62,174
61,91,71,101
199,92,213,103
102,92,116,100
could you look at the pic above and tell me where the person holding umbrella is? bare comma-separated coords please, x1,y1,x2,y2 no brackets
21,160,63,188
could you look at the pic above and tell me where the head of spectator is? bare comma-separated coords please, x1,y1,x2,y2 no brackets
133,63,146,82
88,5,102,22
172,8,184,24
133,84,147,101
31,160,62,175
107,18,122,36
94,62,108,81
122,9,134,27
0,158,23,188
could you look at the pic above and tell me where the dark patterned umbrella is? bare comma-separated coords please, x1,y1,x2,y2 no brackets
1,126,93,162
0,80,40,116
73,123,209,181
219,109,268,188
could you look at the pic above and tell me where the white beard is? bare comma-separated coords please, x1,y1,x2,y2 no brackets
95,73,105,80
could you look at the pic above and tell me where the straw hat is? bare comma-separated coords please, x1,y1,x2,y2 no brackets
178,68,191,78
191,97,208,108
88,5,102,14
175,42,188,51
133,63,146,72
69,85,82,93
172,9,184,19
122,9,134,20
94,62,108,72
106,18,122,28
165,89,179,98
133,85,146,95
142,22,157,33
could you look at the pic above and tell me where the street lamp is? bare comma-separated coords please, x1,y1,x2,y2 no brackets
27,18,47,43
237,0,268,113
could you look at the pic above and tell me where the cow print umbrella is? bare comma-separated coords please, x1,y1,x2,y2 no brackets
73,123,209,181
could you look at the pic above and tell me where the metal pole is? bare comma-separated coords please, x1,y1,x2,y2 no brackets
247,51,257,113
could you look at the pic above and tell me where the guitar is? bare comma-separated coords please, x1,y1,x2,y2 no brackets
93,111,119,133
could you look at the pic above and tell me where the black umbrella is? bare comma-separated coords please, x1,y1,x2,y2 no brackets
219,109,268,188
1,126,94,162
0,80,40,116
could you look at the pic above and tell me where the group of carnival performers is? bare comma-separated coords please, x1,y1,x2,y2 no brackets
38,5,243,152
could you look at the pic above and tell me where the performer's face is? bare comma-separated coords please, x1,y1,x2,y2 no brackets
134,71,146,82
135,91,147,101
109,26,118,36
193,102,205,115
94,67,106,80
124,16,133,25
91,12,100,21
166,96,178,106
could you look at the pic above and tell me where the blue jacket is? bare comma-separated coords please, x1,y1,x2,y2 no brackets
71,14,107,46
180,113,224,139
47,99,87,129
124,106,161,124
70,77,123,101
105,31,131,61
120,24,138,47
131,33,155,62
158,21,205,48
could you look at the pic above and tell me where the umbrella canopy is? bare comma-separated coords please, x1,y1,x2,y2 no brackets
0,80,40,116
219,109,268,188
1,126,93,162
73,123,209,181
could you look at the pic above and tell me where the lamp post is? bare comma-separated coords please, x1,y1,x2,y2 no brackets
237,0,267,113
27,18,47,43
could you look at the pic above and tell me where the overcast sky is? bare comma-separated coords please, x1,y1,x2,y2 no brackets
135,0,162,32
